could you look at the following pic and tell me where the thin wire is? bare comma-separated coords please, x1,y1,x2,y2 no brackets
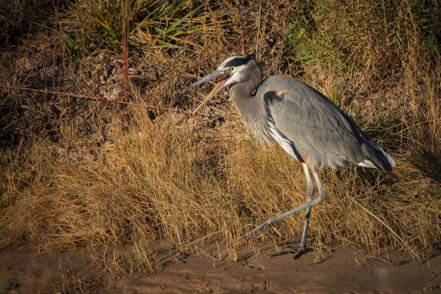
0,85,218,118
122,0,129,102
255,0,262,59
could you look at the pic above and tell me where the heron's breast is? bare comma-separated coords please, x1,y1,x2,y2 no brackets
239,113,272,144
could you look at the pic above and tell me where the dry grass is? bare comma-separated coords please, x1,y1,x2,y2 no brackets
1,111,440,270
1,0,441,276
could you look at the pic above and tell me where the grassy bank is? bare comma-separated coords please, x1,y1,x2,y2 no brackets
1,0,440,276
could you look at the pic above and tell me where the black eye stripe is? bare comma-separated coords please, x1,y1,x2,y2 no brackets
224,57,252,68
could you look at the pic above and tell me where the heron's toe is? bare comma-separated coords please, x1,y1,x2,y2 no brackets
293,245,311,259
241,220,272,240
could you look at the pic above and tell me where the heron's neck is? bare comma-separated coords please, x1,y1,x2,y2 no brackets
230,65,263,104
229,64,272,143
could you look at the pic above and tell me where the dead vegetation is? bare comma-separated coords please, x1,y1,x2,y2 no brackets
1,0,440,283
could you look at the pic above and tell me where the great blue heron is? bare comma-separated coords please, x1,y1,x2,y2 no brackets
188,56,395,258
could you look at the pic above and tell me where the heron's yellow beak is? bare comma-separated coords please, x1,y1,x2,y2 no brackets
192,78,228,115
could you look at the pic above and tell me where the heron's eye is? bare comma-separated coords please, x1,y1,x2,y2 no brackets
226,67,234,73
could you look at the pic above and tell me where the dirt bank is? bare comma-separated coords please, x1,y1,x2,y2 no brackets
1,246,440,293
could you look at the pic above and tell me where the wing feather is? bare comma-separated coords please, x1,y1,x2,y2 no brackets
259,76,370,168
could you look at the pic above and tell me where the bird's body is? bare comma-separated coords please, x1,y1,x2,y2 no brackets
188,56,395,258
228,59,393,171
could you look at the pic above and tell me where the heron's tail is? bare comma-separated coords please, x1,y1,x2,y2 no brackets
359,140,395,171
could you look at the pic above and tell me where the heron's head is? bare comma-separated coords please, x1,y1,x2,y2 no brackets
187,56,257,114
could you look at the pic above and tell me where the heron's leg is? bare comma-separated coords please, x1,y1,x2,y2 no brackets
312,169,326,204
296,164,314,255
294,168,326,258
243,167,323,240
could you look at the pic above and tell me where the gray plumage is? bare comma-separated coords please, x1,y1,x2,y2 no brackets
188,56,395,258
229,58,393,171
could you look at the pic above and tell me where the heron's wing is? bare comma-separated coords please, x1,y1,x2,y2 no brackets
260,76,368,167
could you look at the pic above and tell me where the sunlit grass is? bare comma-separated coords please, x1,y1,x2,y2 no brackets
59,0,224,53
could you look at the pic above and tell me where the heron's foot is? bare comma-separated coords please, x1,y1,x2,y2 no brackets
293,245,311,259
241,219,273,241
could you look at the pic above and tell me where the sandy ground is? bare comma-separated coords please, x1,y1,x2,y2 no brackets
1,245,440,293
